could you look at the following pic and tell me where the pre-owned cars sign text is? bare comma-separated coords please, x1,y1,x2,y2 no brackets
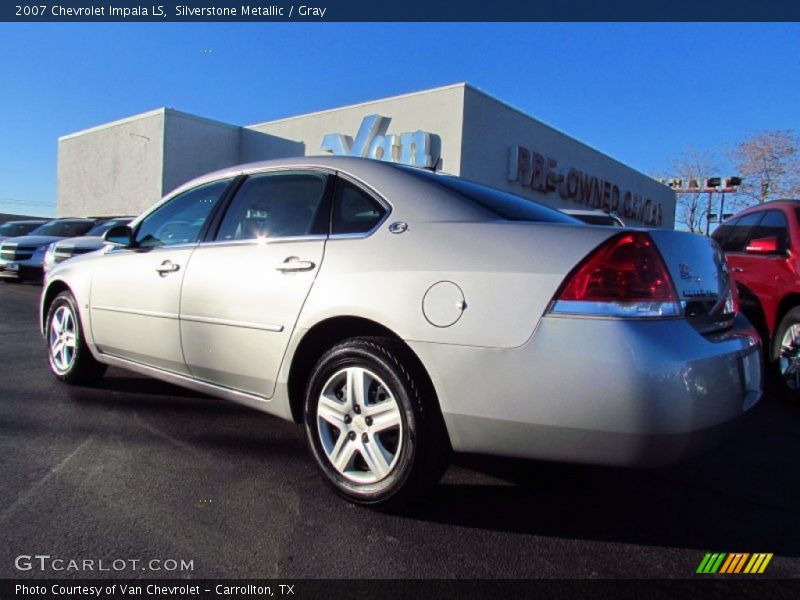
507,146,664,226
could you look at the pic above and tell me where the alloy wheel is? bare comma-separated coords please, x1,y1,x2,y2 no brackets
779,323,800,390
316,366,403,484
49,305,77,374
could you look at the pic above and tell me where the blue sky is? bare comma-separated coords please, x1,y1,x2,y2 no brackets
1,22,798,217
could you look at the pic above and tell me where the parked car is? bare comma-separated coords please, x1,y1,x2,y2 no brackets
712,200,800,402
0,218,95,283
561,209,625,227
0,219,48,243
41,157,761,506
43,217,134,274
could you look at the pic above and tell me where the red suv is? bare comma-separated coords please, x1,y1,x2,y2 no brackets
712,200,800,402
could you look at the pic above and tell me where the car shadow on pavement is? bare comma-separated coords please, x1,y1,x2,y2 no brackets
50,366,800,556
402,399,800,556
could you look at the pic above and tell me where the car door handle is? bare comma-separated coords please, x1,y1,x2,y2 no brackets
156,260,180,276
276,257,315,272
732,267,745,273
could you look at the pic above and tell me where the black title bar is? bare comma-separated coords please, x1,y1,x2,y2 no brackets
3,1,800,22
3,579,800,600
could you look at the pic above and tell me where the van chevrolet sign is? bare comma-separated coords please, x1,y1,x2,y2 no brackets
508,145,665,226
321,114,437,168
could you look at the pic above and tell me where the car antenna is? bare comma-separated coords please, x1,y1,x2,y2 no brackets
423,158,442,173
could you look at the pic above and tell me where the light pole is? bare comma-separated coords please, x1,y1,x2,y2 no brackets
704,178,721,236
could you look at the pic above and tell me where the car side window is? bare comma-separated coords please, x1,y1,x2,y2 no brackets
332,179,387,235
136,179,231,249
721,212,764,253
750,210,790,253
215,172,329,241
712,217,739,247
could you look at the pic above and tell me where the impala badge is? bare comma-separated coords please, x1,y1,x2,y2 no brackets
388,221,408,234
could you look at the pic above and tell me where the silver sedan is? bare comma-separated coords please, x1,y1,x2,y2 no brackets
40,157,762,506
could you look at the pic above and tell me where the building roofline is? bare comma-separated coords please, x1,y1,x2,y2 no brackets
59,107,240,141
59,108,167,141
246,82,468,129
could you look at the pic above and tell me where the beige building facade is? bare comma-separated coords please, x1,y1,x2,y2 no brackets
57,83,675,227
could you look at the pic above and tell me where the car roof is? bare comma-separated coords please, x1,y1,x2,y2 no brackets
2,219,47,225
719,200,800,226
147,156,512,225
47,217,96,223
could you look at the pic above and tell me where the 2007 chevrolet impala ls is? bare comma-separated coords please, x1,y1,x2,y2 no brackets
41,157,762,506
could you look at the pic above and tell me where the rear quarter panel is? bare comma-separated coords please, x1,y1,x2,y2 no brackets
297,221,616,348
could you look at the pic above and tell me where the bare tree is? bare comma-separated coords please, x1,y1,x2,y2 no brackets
667,147,719,234
729,130,800,203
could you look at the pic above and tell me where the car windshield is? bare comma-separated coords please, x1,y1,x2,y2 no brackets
86,218,132,236
0,222,44,236
397,167,581,224
29,220,95,237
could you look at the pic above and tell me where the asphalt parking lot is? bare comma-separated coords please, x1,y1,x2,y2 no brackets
1,281,799,580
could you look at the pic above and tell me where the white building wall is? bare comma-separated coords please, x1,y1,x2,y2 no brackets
57,109,166,217
161,111,241,197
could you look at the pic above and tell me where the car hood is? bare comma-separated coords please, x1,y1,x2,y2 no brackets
1,235,66,248
53,236,106,251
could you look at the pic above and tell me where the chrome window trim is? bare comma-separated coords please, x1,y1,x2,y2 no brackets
205,168,332,245
105,242,200,254
195,167,393,245
128,176,238,232
199,234,328,249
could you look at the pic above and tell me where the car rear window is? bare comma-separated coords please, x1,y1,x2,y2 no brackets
397,167,580,224
86,219,132,237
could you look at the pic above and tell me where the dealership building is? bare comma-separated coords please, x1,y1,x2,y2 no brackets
57,83,675,228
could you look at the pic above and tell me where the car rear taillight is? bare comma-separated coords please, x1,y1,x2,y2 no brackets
718,277,739,316
550,232,681,318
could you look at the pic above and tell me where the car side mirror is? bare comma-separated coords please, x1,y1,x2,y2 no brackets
103,225,134,247
745,236,780,255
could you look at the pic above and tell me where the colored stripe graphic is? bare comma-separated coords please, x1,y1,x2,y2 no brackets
697,553,727,573
719,553,748,573
697,552,772,574
696,553,713,573
733,553,750,573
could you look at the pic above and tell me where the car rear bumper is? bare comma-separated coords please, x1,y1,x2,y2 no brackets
409,313,762,467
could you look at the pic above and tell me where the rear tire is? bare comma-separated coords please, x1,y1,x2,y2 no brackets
771,306,800,404
46,290,107,385
303,337,449,508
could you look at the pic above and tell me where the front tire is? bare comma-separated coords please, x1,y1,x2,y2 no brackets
304,337,449,508
772,306,800,404
46,290,106,385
